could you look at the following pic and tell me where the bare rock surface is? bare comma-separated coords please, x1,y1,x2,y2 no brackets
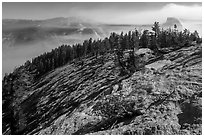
3,44,202,135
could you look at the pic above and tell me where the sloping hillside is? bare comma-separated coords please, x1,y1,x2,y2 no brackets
2,44,202,135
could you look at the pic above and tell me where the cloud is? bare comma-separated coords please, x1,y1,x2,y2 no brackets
3,2,202,24
160,3,202,21
76,3,202,24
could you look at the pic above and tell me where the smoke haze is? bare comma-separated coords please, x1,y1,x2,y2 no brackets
3,3,201,24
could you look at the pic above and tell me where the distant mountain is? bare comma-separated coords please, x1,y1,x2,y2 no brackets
2,17,105,46
36,17,99,28
2,17,98,29
162,17,183,31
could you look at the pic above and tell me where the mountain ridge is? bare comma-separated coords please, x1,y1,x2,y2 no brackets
2,18,202,135
2,43,202,134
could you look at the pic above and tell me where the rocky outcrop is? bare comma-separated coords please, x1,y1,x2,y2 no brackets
162,17,183,31
2,44,202,135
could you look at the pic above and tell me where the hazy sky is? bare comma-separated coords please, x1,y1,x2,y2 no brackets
2,2,202,24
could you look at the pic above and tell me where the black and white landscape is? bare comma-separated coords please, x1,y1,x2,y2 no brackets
2,2,202,135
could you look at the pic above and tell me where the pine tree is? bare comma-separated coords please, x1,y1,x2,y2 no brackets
152,22,160,38
140,30,149,48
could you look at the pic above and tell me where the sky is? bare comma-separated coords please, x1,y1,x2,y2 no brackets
2,2,202,24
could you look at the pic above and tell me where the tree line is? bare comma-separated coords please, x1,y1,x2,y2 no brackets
23,22,201,78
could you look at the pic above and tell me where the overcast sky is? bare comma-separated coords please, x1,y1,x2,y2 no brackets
2,2,202,24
